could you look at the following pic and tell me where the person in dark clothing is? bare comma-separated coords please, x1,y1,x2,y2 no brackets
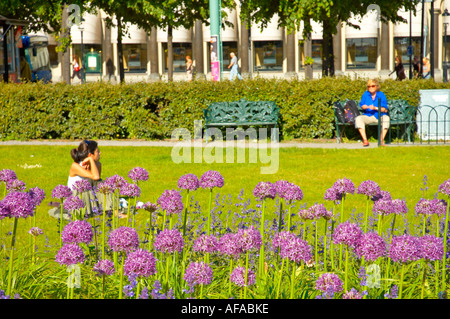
389,55,406,81
413,56,421,79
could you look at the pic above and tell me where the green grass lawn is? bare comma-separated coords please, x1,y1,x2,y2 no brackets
1,144,449,247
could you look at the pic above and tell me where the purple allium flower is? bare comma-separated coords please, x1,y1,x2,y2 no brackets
123,249,157,277
105,174,127,191
154,228,184,254
419,235,444,261
71,179,92,193
391,199,408,215
298,208,316,220
275,180,303,203
55,243,85,266
200,170,224,189
28,227,44,237
438,179,450,196
29,187,45,207
253,181,277,200
230,266,256,287
0,169,17,183
389,235,421,263
93,259,116,276
119,183,141,198
332,221,363,248
157,189,183,215
218,233,243,258
177,173,200,191
415,198,446,217
6,179,26,192
193,234,219,254
96,180,114,194
108,226,140,254
61,220,93,245
128,167,149,183
332,178,355,197
315,273,344,294
309,203,332,220
52,184,73,200
342,288,364,299
236,226,262,252
357,180,381,198
324,186,343,202
1,191,36,219
280,236,312,263
184,261,213,287
372,190,392,202
355,232,387,261
272,231,297,251
372,199,394,216
142,202,158,213
63,195,85,211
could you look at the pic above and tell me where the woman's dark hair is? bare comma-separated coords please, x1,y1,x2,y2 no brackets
70,140,98,162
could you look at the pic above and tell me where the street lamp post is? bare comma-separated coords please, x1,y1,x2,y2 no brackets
443,9,450,82
78,22,85,84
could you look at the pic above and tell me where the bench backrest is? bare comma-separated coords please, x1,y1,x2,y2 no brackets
334,99,415,123
204,99,280,124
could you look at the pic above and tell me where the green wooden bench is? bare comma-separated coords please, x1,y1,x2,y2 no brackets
333,99,416,144
203,99,280,142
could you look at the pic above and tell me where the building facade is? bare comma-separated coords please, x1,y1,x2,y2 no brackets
35,1,450,82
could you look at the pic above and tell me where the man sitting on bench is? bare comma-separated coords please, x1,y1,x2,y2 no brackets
355,78,390,147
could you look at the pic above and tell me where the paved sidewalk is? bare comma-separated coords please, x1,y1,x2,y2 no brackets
0,139,447,148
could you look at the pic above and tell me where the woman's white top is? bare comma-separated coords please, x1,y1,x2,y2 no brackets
67,162,88,191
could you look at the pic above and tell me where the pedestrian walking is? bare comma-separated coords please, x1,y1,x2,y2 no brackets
228,52,243,81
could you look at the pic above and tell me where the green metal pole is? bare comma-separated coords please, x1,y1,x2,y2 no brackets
209,0,222,80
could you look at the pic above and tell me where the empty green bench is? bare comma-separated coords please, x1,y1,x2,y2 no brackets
203,99,280,142
333,99,416,144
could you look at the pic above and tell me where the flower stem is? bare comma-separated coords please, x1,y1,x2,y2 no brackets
323,219,328,272
290,260,297,299
207,189,212,236
59,199,64,247
102,193,106,259
421,260,427,299
364,197,369,232
182,191,189,238
6,217,18,296
315,220,319,272
259,199,266,278
399,263,405,299
344,245,349,292
276,258,285,299
244,251,249,299
442,197,449,292
119,254,125,299
228,259,233,297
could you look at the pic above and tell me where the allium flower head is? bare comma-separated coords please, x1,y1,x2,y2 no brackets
373,199,394,216
29,187,45,207
55,244,85,266
253,181,277,200
71,179,92,193
93,259,116,276
438,179,450,196
218,233,243,258
61,220,93,244
142,202,158,213
389,235,421,263
236,226,262,252
177,173,200,191
357,180,381,197
298,208,316,220
28,227,44,237
105,175,127,191
275,180,303,203
108,226,140,254
0,169,17,183
1,191,36,219
128,167,149,183
415,198,446,216
193,234,219,254
200,170,224,189
154,228,184,254
309,203,332,220
372,190,392,202
52,184,73,200
119,183,141,198
391,199,408,215
184,262,213,287
157,189,183,215
96,180,114,194
332,221,363,248
324,186,343,202
230,266,256,287
332,178,355,197
6,179,26,192
355,232,387,261
419,235,444,261
123,249,157,277
272,231,297,251
63,195,85,211
315,273,344,293
343,288,364,299
280,236,312,263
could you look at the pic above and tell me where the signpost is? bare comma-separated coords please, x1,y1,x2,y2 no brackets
209,0,222,81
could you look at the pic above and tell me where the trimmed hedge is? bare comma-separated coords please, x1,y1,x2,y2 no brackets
1,77,449,140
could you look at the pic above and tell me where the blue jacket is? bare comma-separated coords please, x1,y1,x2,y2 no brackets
359,91,388,120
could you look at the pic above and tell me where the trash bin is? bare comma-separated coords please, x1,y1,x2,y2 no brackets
418,89,450,141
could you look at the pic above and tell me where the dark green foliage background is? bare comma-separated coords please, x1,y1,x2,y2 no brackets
1,77,449,140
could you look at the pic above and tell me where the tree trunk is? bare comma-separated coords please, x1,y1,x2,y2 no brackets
321,19,335,77
61,3,71,84
117,15,125,83
167,25,173,81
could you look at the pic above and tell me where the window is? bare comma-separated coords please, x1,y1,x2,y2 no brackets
206,41,238,73
394,37,420,66
253,41,283,72
443,36,450,67
346,38,377,69
122,44,146,73
162,43,192,73
299,40,323,69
